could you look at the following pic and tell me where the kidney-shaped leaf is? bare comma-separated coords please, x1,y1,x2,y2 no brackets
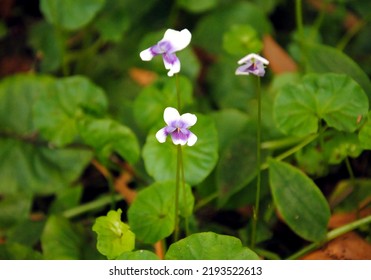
274,73,369,136
165,232,259,260
33,76,108,147
79,118,140,164
269,159,330,242
92,209,135,260
40,0,106,30
128,181,194,244
116,250,159,260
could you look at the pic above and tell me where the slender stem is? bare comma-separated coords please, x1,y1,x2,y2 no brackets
63,194,122,219
287,215,371,260
176,74,181,111
174,145,181,241
295,0,304,40
251,77,262,249
179,145,189,236
260,133,319,170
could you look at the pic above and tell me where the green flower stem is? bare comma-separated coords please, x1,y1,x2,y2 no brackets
176,74,181,111
251,76,262,249
287,215,371,260
63,193,122,219
174,144,181,242
295,0,304,40
179,145,190,236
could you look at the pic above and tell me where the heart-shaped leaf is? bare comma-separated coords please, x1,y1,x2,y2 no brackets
274,73,369,136
92,209,135,260
128,181,194,244
165,232,259,260
40,0,106,30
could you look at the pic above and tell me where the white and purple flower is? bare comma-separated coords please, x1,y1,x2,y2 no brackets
140,29,192,77
156,107,197,146
235,53,269,77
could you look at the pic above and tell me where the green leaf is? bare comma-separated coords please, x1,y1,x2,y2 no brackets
223,24,263,56
306,43,371,100
177,0,218,13
193,2,271,54
165,232,259,260
0,138,92,195
49,185,83,214
128,181,194,244
274,73,369,136
7,220,45,247
40,0,106,30
211,109,250,151
94,0,130,42
0,74,54,135
92,209,135,260
41,215,85,259
79,118,140,164
142,114,218,185
134,76,193,132
216,131,270,207
33,75,108,147
268,159,330,242
28,21,64,72
0,243,43,260
0,193,32,228
359,112,371,150
116,250,160,260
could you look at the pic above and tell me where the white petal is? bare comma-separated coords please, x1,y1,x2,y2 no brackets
155,127,167,143
163,107,180,125
238,53,269,65
187,132,197,146
171,135,187,146
180,113,197,127
163,55,181,77
163,28,192,52
140,48,155,61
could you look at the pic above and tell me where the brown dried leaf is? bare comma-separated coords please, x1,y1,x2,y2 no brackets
302,232,371,260
262,35,298,74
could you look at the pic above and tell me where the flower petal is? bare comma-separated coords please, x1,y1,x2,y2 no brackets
238,53,269,65
155,127,168,143
187,132,197,146
235,64,252,75
171,130,189,146
162,53,180,77
140,48,155,61
180,113,197,128
163,29,192,53
163,107,180,125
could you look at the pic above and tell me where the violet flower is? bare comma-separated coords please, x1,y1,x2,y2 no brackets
235,53,269,77
156,107,197,146
140,29,192,77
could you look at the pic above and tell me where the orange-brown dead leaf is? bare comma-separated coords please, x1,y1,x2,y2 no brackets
262,35,298,74
328,209,371,229
129,67,158,86
302,232,371,260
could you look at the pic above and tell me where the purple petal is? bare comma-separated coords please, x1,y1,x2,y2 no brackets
162,53,180,76
171,129,190,145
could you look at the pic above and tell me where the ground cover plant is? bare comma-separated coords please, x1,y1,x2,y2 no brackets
0,0,370,260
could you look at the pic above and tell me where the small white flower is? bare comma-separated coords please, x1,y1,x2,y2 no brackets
140,29,192,77
156,107,197,146
235,53,269,77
